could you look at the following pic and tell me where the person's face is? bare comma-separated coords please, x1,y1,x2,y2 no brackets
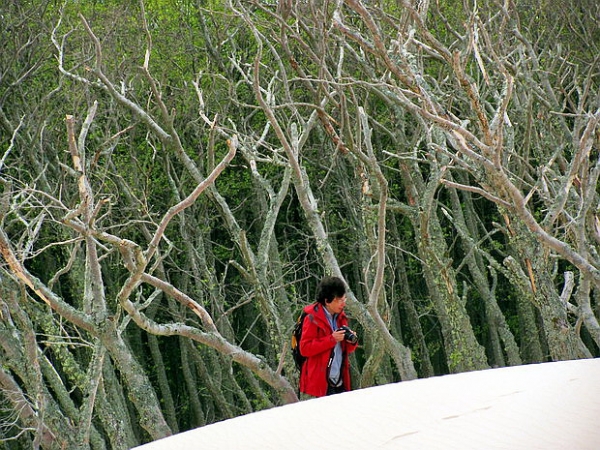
326,294,347,315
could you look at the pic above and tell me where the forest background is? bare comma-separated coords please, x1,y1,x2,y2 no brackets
0,0,599,448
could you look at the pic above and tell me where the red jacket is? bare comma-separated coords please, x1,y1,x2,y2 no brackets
299,302,358,397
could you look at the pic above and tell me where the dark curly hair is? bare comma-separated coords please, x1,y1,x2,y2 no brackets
315,276,346,305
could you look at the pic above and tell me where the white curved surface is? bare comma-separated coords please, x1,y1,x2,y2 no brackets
134,358,600,449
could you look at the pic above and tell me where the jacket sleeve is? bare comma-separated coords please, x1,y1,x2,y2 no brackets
340,316,358,355
299,314,336,358
344,339,358,354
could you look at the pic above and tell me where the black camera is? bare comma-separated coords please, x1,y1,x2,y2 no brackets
337,325,358,344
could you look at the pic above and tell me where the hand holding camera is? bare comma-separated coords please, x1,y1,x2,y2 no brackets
336,325,358,344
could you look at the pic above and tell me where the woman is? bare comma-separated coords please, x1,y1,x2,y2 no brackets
299,276,358,397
